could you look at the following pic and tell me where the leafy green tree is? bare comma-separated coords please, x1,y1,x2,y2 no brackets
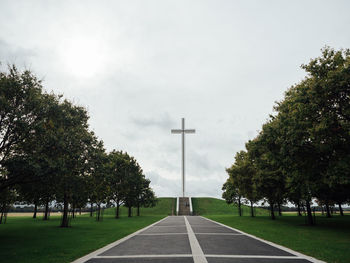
123,155,145,217
275,47,350,223
0,66,45,190
3,93,61,220
233,151,259,217
86,138,109,221
43,99,92,227
246,121,286,220
136,178,157,216
222,177,242,216
302,47,350,215
107,150,129,219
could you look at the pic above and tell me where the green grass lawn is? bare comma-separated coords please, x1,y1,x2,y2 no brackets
192,197,350,263
192,197,269,216
0,197,175,263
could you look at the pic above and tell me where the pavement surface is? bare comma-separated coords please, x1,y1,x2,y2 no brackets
74,216,323,263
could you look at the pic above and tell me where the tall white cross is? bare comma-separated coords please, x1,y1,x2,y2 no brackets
171,118,195,197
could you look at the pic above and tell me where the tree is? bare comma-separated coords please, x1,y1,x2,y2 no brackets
3,93,62,220
107,150,129,219
233,151,259,217
0,65,45,191
0,187,16,224
86,138,109,221
136,178,157,216
123,155,144,217
45,99,92,227
303,47,350,216
246,120,286,220
222,177,242,216
275,47,350,224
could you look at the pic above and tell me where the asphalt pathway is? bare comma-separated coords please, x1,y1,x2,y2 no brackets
74,216,324,263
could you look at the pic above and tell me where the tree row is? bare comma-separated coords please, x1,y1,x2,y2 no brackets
222,47,350,225
0,65,156,226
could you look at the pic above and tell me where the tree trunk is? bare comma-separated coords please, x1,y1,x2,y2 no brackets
33,202,38,219
278,203,282,216
115,202,120,219
72,203,76,219
60,193,69,228
250,200,254,217
90,202,93,217
270,203,275,220
338,203,344,216
137,203,140,216
96,204,101,221
43,201,49,220
321,206,324,215
128,206,132,217
325,202,331,218
0,204,5,224
79,208,82,215
238,198,242,216
305,200,314,225
297,203,302,216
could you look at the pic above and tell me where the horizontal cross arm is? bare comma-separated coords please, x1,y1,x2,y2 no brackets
171,129,182,134
184,129,196,133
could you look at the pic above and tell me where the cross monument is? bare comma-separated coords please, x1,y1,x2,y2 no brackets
171,118,195,197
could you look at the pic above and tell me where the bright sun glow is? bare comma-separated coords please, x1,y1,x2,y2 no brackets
59,37,106,78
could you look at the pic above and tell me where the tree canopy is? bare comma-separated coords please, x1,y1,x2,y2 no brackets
223,47,350,224
0,65,156,226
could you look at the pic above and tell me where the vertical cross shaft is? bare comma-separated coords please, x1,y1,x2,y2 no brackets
182,118,185,198
171,118,195,197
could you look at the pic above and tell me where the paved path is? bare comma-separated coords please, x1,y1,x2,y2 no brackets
74,216,324,263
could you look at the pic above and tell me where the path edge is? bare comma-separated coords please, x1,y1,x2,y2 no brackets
71,216,169,263
201,216,326,263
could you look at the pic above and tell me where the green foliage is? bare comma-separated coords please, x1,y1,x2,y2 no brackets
106,150,156,218
224,47,350,223
0,66,44,190
0,65,157,227
225,151,260,216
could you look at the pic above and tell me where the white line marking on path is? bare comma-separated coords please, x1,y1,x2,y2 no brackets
205,255,306,259
151,225,185,228
195,233,244,235
138,233,243,236
184,216,208,263
71,216,169,263
139,233,188,235
201,216,326,263
94,254,193,258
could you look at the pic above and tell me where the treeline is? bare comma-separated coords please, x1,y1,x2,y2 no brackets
223,47,350,225
0,66,156,226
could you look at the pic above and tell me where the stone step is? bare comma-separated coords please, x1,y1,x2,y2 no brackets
178,197,191,216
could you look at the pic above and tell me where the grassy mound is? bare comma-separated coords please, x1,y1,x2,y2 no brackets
104,197,177,217
192,197,269,216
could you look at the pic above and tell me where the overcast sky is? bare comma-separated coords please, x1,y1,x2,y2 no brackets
1,1,349,198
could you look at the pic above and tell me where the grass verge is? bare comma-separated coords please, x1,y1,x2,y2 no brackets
192,197,350,263
206,214,350,263
0,197,175,263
